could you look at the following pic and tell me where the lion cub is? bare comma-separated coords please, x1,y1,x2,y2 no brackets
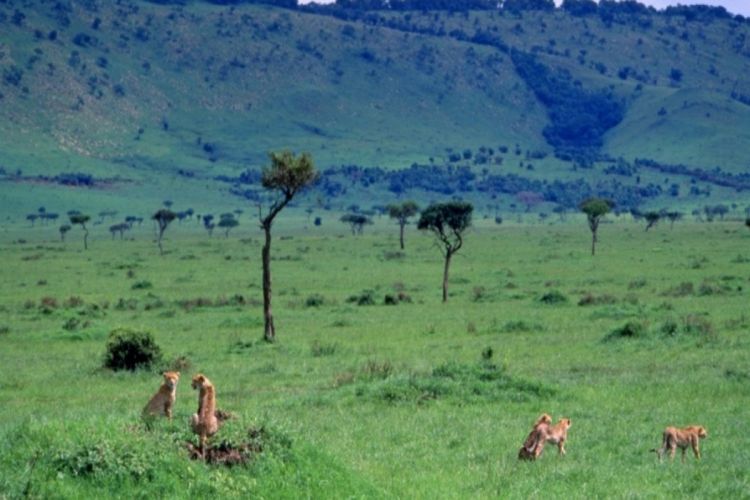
142,371,180,420
190,373,219,457
652,425,707,462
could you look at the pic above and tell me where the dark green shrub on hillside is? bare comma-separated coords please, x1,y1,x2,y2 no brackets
539,290,568,304
305,294,325,307
578,293,617,306
604,321,648,341
346,290,375,306
104,328,162,371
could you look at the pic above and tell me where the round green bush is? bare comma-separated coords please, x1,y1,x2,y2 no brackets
104,328,163,371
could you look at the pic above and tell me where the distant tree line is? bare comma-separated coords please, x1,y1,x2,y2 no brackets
219,161,678,211
298,0,745,23
633,159,750,192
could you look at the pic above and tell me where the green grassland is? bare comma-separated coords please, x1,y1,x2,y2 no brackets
1,218,749,498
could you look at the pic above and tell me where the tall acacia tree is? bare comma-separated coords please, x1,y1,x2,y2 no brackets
69,214,91,249
579,198,613,256
387,201,419,250
417,201,473,302
152,209,176,255
258,151,318,342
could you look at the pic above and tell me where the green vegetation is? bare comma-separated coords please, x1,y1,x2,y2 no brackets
1,221,748,497
1,1,750,221
1,1,749,495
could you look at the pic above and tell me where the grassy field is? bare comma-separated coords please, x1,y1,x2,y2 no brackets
1,218,749,498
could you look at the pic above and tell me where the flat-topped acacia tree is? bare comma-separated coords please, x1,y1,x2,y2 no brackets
387,200,419,250
258,151,318,342
69,214,90,249
418,201,473,303
579,198,613,256
152,209,176,255
218,214,239,238
59,224,71,242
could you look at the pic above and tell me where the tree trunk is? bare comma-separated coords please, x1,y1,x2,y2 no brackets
399,221,405,250
591,229,597,256
262,225,275,342
157,229,164,255
442,250,452,302
83,226,89,250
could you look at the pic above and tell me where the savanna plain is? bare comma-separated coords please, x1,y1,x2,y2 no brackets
1,219,749,498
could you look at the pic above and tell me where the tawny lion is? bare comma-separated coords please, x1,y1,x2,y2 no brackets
652,425,707,462
518,413,551,460
519,415,571,460
190,373,219,457
142,371,180,420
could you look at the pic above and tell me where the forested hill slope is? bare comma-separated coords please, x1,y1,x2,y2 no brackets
1,0,749,217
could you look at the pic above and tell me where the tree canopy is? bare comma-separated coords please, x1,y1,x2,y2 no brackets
417,201,473,247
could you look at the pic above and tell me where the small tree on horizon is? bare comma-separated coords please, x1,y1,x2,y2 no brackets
387,200,419,250
417,201,473,303
579,198,612,256
644,211,661,231
340,213,372,235
69,213,91,250
202,214,215,237
59,224,71,242
258,151,318,343
109,223,129,240
745,217,750,230
666,211,682,229
152,209,176,255
218,214,239,238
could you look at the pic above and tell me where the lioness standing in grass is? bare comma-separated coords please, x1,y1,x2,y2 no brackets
190,373,219,457
652,425,707,462
142,371,180,420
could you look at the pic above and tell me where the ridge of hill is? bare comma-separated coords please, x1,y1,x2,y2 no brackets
1,0,749,220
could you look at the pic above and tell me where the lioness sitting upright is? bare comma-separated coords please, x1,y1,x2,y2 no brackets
190,373,219,457
652,425,707,462
142,371,180,420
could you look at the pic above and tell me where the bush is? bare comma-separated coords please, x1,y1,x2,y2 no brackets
383,292,411,305
104,328,163,371
661,282,694,297
310,340,337,357
305,294,325,307
539,290,568,304
682,315,715,339
131,280,153,290
604,321,648,341
346,290,375,306
578,293,617,306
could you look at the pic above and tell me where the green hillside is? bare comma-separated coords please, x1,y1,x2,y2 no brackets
1,1,749,220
